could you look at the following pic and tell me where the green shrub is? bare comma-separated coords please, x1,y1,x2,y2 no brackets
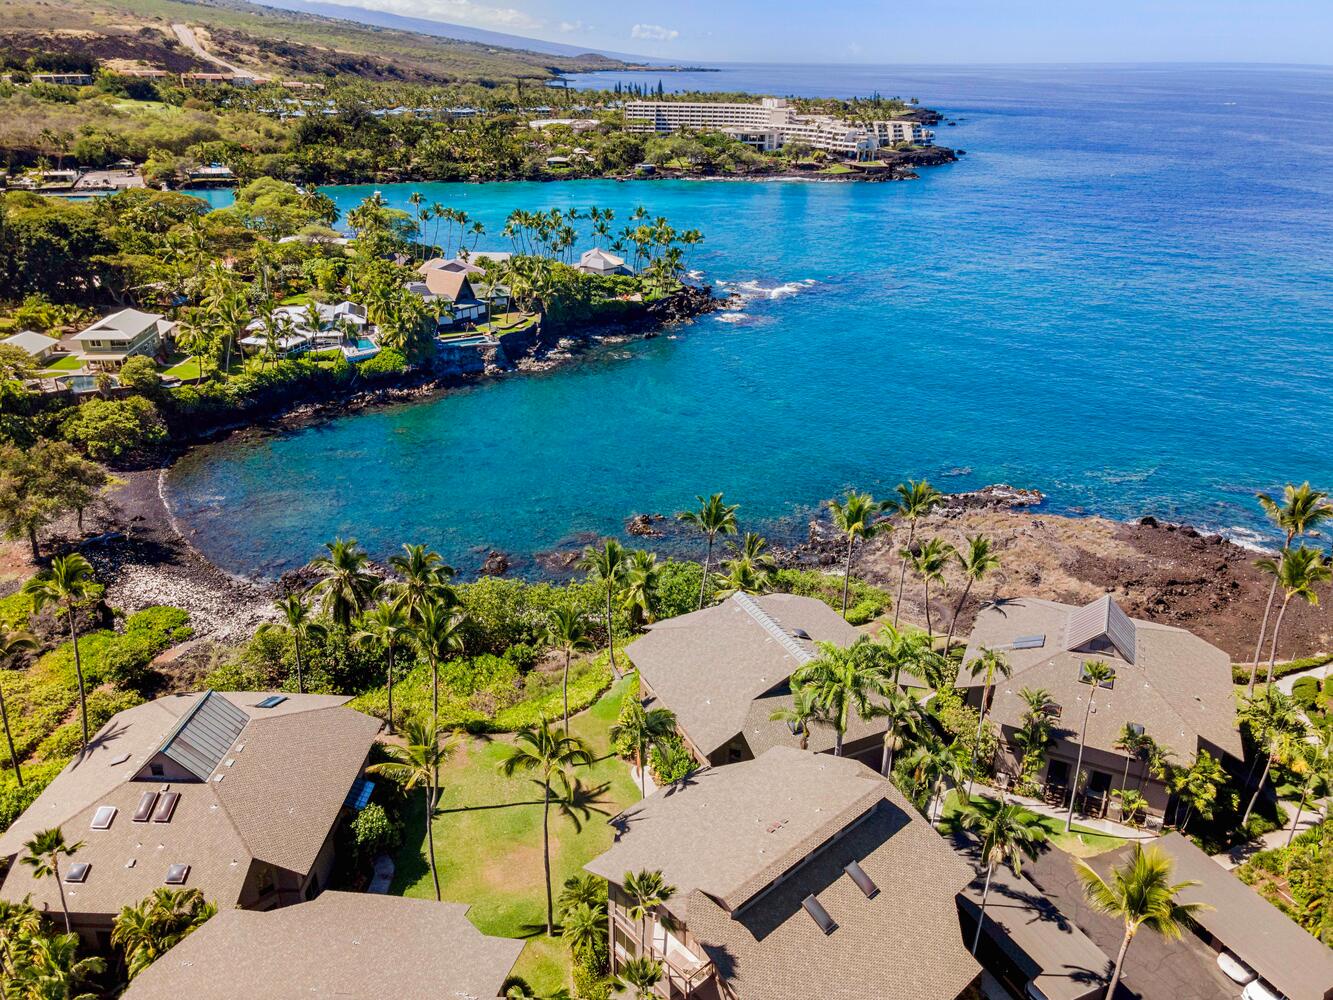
1292,676,1320,711
771,568,891,620
0,760,64,833
35,688,144,761
350,801,402,860
0,589,31,632
572,963,613,1000
356,348,407,377
649,735,695,785
1233,653,1333,685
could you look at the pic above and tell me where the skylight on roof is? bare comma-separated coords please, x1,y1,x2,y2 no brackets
91,805,117,830
802,894,838,935
844,860,879,899
1078,662,1116,689
132,791,158,823
151,791,180,823
64,863,90,884
165,864,190,885
255,695,288,708
1012,634,1046,650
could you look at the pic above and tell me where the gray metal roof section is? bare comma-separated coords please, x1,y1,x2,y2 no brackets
733,593,816,666
155,691,248,781
1065,595,1137,664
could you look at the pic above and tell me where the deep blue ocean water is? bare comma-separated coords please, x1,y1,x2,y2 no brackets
169,65,1333,579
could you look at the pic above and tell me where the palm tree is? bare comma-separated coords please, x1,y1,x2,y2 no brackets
14,931,105,1000
308,538,379,628
23,554,98,757
907,733,965,824
1249,484,1333,692
1240,687,1307,828
792,638,888,757
21,828,83,933
864,683,925,777
945,535,1001,652
387,543,455,623
1076,845,1209,1000
0,896,40,982
1252,546,1330,687
1113,723,1148,793
610,700,677,797
1066,660,1116,831
907,537,955,636
769,681,830,752
579,539,629,677
560,900,608,967
1285,720,1331,846
499,722,593,935
622,869,676,951
964,647,1012,796
547,605,594,733
368,716,454,901
827,490,883,619
355,598,410,733
884,480,943,627
676,493,740,609
111,887,216,979
411,599,466,722
1170,750,1226,833
951,796,1048,954
622,549,661,631
614,956,664,999
256,592,325,694
0,630,38,785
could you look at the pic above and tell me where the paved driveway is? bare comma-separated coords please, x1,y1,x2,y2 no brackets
1026,848,1240,1000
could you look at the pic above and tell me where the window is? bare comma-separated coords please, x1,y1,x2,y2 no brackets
91,805,117,830
149,763,164,778
132,791,159,823
1128,722,1145,737
164,864,190,885
64,863,90,884
1078,663,1116,689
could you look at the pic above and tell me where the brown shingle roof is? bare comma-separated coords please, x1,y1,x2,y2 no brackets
420,268,479,303
587,748,978,1000
627,594,861,757
958,598,1241,760
123,892,524,1000
0,693,380,918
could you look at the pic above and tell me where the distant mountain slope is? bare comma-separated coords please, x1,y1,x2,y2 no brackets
1,0,630,83
251,0,665,63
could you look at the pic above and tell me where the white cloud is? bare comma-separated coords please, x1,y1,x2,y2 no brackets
320,0,544,31
559,20,585,33
631,23,679,41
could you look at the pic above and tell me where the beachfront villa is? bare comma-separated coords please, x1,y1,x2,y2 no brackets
625,98,932,158
410,268,487,325
0,691,382,946
71,308,173,372
121,892,524,1000
625,593,887,768
3,329,61,364
958,595,1243,820
585,747,981,1000
577,247,633,277
240,301,378,359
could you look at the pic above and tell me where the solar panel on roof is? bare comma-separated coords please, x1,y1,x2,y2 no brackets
1012,634,1046,650
151,791,180,823
132,791,159,822
844,860,878,899
91,805,117,830
802,894,838,935
64,862,90,884
164,864,190,885
255,695,288,708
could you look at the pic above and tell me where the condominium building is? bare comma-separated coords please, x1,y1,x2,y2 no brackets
624,98,932,157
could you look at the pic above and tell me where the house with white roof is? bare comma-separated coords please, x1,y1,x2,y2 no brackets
577,247,633,277
3,330,61,364
71,309,172,371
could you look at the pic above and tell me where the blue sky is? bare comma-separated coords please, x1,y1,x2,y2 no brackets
305,0,1333,64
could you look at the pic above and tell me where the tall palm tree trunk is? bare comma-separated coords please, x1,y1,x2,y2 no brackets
945,578,975,653
385,646,395,735
1242,750,1275,828
27,527,39,563
971,863,994,955
605,589,618,678
562,650,571,734
698,536,714,610
0,684,21,786
1106,927,1134,1000
841,536,855,618
923,580,933,636
881,728,894,777
54,856,71,933
67,609,89,757
637,738,647,798
1288,785,1310,846
541,780,554,935
966,678,992,799
425,782,441,901
1250,575,1281,693
1066,700,1094,831
894,523,916,627
1264,597,1293,687
294,635,305,694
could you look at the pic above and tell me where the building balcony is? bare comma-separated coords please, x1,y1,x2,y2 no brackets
612,911,716,999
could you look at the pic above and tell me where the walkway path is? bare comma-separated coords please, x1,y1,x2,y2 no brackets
968,781,1156,840
171,23,246,75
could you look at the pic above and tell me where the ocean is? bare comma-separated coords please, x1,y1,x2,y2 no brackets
167,64,1333,578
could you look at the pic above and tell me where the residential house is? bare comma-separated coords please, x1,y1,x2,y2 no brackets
122,892,523,1000
0,691,382,946
529,117,600,132
3,330,60,364
957,596,1242,819
413,269,486,325
71,309,172,371
32,72,94,86
577,247,633,277
585,747,981,1000
420,256,485,277
240,301,369,356
625,593,883,768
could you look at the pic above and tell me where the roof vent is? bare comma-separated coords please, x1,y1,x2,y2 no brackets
64,863,90,884
91,805,117,831
844,860,879,899
802,894,838,935
164,864,190,885
132,791,159,823
792,628,812,640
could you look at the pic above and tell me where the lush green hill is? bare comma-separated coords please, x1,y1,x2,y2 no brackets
1,0,628,83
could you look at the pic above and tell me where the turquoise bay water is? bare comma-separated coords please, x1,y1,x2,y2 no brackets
169,65,1333,579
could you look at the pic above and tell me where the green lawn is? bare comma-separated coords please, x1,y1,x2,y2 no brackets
941,791,1127,859
39,355,82,375
391,678,639,993
162,357,203,380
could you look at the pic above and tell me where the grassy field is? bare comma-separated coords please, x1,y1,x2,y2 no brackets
392,677,639,993
162,356,203,380
38,355,83,375
941,791,1127,859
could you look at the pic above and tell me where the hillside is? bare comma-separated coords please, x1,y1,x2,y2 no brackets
0,0,629,83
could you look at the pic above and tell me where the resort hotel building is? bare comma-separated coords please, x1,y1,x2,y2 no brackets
624,98,932,157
